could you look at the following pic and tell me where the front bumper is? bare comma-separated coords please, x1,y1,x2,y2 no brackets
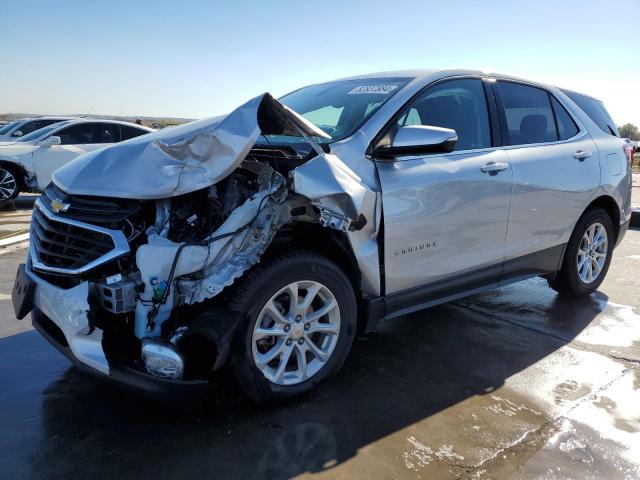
15,262,208,399
32,310,208,399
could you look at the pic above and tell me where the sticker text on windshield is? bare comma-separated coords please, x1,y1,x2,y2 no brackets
347,85,399,95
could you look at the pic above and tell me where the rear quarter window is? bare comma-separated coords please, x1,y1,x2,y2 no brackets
120,125,149,141
562,90,619,137
550,96,579,140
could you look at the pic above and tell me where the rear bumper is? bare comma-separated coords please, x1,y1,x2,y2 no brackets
32,309,208,399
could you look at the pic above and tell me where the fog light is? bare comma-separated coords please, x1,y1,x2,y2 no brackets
141,338,185,380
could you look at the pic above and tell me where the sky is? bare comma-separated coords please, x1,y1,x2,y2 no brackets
1,0,639,126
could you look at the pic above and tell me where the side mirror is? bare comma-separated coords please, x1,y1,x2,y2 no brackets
375,125,458,158
39,136,61,147
12,130,23,137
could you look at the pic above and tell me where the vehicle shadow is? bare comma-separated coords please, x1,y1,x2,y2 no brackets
22,279,606,480
0,194,38,213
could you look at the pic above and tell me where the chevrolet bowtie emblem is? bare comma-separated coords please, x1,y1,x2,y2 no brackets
50,198,70,213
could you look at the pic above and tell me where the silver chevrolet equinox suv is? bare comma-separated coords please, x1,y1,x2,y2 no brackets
13,69,632,402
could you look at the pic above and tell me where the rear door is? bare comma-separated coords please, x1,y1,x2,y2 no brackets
33,123,120,189
495,80,599,269
376,78,513,294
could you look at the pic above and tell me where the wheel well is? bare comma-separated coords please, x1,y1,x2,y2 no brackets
584,195,620,242
263,222,362,296
0,161,27,190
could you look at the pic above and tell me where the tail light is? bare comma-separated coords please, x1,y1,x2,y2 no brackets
623,143,633,169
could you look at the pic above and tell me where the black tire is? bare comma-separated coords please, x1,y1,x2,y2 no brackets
549,207,615,296
228,251,357,403
0,165,21,205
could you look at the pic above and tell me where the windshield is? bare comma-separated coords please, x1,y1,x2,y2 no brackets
278,78,410,142
17,122,69,142
0,120,21,135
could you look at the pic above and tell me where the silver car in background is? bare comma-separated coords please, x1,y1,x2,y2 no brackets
0,116,76,141
13,69,632,403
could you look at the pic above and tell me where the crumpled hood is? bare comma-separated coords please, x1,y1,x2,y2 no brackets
52,93,328,199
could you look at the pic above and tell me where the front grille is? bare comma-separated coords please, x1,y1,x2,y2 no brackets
43,183,142,224
32,208,114,269
30,199,130,275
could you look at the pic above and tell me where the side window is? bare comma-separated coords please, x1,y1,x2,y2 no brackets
15,120,46,136
498,81,557,145
120,125,149,141
40,119,64,128
562,90,619,137
56,123,119,145
550,96,579,140
19,119,64,136
57,124,94,144
396,79,491,151
93,123,119,143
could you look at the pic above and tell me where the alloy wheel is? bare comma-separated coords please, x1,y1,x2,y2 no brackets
251,280,341,386
577,222,608,284
0,168,17,202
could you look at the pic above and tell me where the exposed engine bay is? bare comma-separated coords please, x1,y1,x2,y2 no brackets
25,93,376,382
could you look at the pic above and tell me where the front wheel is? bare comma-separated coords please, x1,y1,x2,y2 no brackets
0,166,20,205
549,207,614,296
229,251,357,403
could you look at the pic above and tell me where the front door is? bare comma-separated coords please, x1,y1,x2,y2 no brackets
376,78,513,294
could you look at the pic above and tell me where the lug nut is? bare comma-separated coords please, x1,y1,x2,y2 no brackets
286,339,292,346
295,315,302,323
304,323,310,330
298,338,304,345
284,325,290,332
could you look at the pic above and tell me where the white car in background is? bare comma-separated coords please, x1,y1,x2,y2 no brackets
0,116,77,141
0,119,153,204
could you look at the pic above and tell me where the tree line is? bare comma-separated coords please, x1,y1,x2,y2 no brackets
619,123,640,141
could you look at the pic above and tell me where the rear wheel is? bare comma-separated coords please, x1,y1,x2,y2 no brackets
229,251,357,403
549,208,614,296
0,166,20,205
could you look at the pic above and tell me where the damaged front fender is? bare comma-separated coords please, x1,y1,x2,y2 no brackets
290,153,376,232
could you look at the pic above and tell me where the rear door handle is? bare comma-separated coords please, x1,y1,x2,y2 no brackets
573,150,592,161
481,162,509,175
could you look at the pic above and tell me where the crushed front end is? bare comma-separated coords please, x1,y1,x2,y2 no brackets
12,93,376,396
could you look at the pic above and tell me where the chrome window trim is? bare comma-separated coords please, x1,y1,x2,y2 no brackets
375,130,590,161
372,146,500,162
30,197,130,276
497,130,589,151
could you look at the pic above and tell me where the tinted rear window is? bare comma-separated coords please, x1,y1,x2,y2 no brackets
562,91,619,137
498,81,558,145
550,96,579,140
120,125,148,141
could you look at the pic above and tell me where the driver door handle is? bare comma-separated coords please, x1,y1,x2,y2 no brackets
481,162,509,175
573,150,592,161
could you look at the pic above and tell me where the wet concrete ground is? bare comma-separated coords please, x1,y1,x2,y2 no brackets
0,227,639,479
0,195,36,241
